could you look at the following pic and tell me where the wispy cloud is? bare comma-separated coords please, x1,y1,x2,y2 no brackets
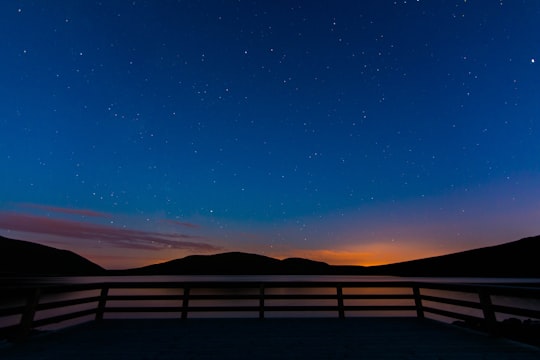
0,211,221,252
17,203,112,218
158,218,200,229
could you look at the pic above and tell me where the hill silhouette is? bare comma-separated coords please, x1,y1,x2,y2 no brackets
122,252,333,275
119,235,540,277
363,235,540,277
0,234,539,277
0,236,105,276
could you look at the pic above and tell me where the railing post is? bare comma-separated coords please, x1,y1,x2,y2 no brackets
337,286,345,319
95,286,109,321
478,289,497,334
181,286,190,319
16,287,41,341
259,284,265,319
413,286,424,319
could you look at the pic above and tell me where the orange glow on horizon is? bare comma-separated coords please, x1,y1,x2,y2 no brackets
88,242,460,270
277,243,457,267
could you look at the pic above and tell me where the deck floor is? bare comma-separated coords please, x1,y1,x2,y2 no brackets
1,317,539,359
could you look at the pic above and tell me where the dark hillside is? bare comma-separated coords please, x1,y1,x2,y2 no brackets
1,235,539,277
123,252,333,275
0,236,105,276
366,235,540,277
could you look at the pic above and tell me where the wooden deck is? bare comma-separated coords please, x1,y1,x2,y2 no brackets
1,317,539,359
2,281,539,358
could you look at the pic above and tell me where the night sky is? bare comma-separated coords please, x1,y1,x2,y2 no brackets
1,1,539,270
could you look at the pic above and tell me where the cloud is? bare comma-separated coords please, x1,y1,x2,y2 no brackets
17,203,112,218
0,211,221,252
158,218,200,229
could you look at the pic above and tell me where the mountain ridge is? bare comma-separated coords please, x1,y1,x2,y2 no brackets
1,234,539,277
364,235,540,277
120,251,334,275
0,236,105,276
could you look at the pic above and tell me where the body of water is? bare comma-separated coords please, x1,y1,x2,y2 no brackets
4,274,540,285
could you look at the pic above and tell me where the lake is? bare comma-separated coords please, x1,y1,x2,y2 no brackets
4,274,540,285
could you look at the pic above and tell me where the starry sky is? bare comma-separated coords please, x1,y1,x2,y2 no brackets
1,1,539,270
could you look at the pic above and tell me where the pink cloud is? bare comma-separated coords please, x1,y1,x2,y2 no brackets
158,218,200,229
17,203,112,218
0,211,221,252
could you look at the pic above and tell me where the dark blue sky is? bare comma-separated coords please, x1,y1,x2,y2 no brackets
1,1,539,269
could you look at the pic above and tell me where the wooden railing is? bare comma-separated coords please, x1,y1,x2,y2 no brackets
1,281,539,341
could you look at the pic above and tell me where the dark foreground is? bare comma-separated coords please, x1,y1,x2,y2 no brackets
1,318,539,359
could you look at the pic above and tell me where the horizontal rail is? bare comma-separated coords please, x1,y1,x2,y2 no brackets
106,294,184,301
36,296,103,311
420,294,483,309
103,306,185,313
490,304,540,319
2,280,539,342
422,306,484,323
32,308,98,328
4,280,538,292
101,304,417,313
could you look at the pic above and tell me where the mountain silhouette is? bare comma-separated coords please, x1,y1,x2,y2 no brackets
363,235,540,277
122,252,333,275
0,234,538,277
114,235,540,277
0,236,105,276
